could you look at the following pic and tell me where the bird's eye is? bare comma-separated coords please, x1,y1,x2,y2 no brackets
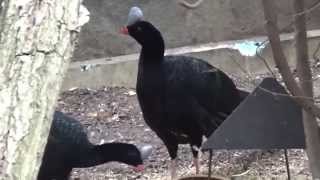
136,26,142,32
128,151,138,157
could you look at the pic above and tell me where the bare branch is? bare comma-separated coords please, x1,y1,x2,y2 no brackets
229,52,320,101
294,0,313,96
292,0,320,18
178,0,204,9
227,42,320,103
261,0,320,118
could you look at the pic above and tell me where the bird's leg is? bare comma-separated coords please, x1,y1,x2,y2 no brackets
157,132,178,180
191,145,201,174
170,158,177,180
193,157,199,174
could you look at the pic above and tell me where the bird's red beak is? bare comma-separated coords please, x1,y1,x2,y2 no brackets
120,26,129,35
133,164,144,172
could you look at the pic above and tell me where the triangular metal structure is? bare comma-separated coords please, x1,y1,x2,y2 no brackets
202,77,305,151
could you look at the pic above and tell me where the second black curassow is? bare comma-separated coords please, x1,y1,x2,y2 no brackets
38,111,152,180
120,7,249,179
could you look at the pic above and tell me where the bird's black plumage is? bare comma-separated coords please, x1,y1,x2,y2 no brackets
125,20,247,166
37,111,147,180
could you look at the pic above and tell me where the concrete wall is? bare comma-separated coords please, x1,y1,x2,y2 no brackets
73,0,320,61
62,31,320,90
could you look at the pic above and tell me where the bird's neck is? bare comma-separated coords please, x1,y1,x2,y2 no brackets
72,143,127,168
140,36,165,62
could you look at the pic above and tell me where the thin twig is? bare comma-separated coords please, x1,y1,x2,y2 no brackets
178,0,204,9
257,86,316,101
255,40,277,78
276,0,320,18
255,20,296,78
227,52,255,81
231,169,251,178
291,0,320,18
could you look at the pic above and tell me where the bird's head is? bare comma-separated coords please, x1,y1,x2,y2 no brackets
120,7,163,48
119,143,153,172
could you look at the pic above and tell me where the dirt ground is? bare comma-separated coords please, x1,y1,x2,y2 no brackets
56,74,312,180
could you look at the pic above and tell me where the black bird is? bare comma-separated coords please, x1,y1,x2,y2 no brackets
120,7,248,179
38,111,152,180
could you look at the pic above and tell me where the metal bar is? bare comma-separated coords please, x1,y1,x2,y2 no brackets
208,150,213,179
284,149,291,180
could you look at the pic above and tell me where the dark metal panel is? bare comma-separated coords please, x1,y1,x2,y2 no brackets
202,78,305,150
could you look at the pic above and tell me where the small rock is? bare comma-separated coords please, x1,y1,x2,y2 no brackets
124,90,136,96
97,111,113,120
99,139,105,145
87,112,98,117
68,87,78,91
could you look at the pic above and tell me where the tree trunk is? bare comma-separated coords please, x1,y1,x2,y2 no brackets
0,0,89,179
293,0,320,178
261,0,320,119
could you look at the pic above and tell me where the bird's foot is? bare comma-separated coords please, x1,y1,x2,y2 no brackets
170,159,177,180
193,157,200,174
